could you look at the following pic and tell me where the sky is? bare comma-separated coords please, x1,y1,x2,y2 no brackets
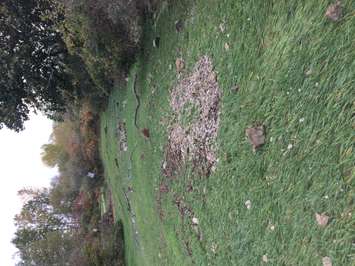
0,114,57,266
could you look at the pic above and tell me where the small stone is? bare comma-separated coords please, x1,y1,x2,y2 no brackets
325,1,342,22
322,256,332,266
262,254,268,263
270,225,275,231
287,144,293,150
316,213,330,227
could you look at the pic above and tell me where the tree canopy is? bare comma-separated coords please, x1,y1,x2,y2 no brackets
0,0,71,131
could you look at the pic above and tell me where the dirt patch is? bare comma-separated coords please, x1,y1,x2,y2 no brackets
163,56,221,177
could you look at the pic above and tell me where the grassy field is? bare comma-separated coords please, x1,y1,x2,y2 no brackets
100,0,354,265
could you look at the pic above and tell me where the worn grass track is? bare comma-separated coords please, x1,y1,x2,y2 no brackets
100,0,354,265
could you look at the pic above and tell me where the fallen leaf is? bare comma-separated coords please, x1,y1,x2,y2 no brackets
325,1,342,22
175,58,185,73
159,183,169,193
211,243,218,254
322,256,332,266
153,37,160,48
192,217,199,225
315,213,329,227
305,68,313,76
245,126,266,151
231,84,240,93
175,19,184,32
208,72,217,82
245,200,252,209
142,128,150,138
219,23,226,33
224,43,230,51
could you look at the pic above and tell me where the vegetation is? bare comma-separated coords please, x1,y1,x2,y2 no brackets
14,101,125,265
0,0,69,131
6,0,355,265
101,0,354,265
0,0,147,132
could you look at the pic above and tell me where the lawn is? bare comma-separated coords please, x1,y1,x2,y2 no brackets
100,0,354,265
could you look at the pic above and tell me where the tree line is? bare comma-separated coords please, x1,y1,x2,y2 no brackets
2,0,155,264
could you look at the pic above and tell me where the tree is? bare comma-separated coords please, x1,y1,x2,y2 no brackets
13,188,77,266
0,0,72,131
41,143,67,168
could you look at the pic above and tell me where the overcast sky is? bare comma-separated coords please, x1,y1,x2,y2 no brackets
0,114,57,266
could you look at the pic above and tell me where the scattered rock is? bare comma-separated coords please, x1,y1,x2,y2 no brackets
175,19,184,32
315,213,329,227
245,126,266,152
325,1,342,22
322,256,332,266
175,58,185,73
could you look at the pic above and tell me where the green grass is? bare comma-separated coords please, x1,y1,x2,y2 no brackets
100,0,355,265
